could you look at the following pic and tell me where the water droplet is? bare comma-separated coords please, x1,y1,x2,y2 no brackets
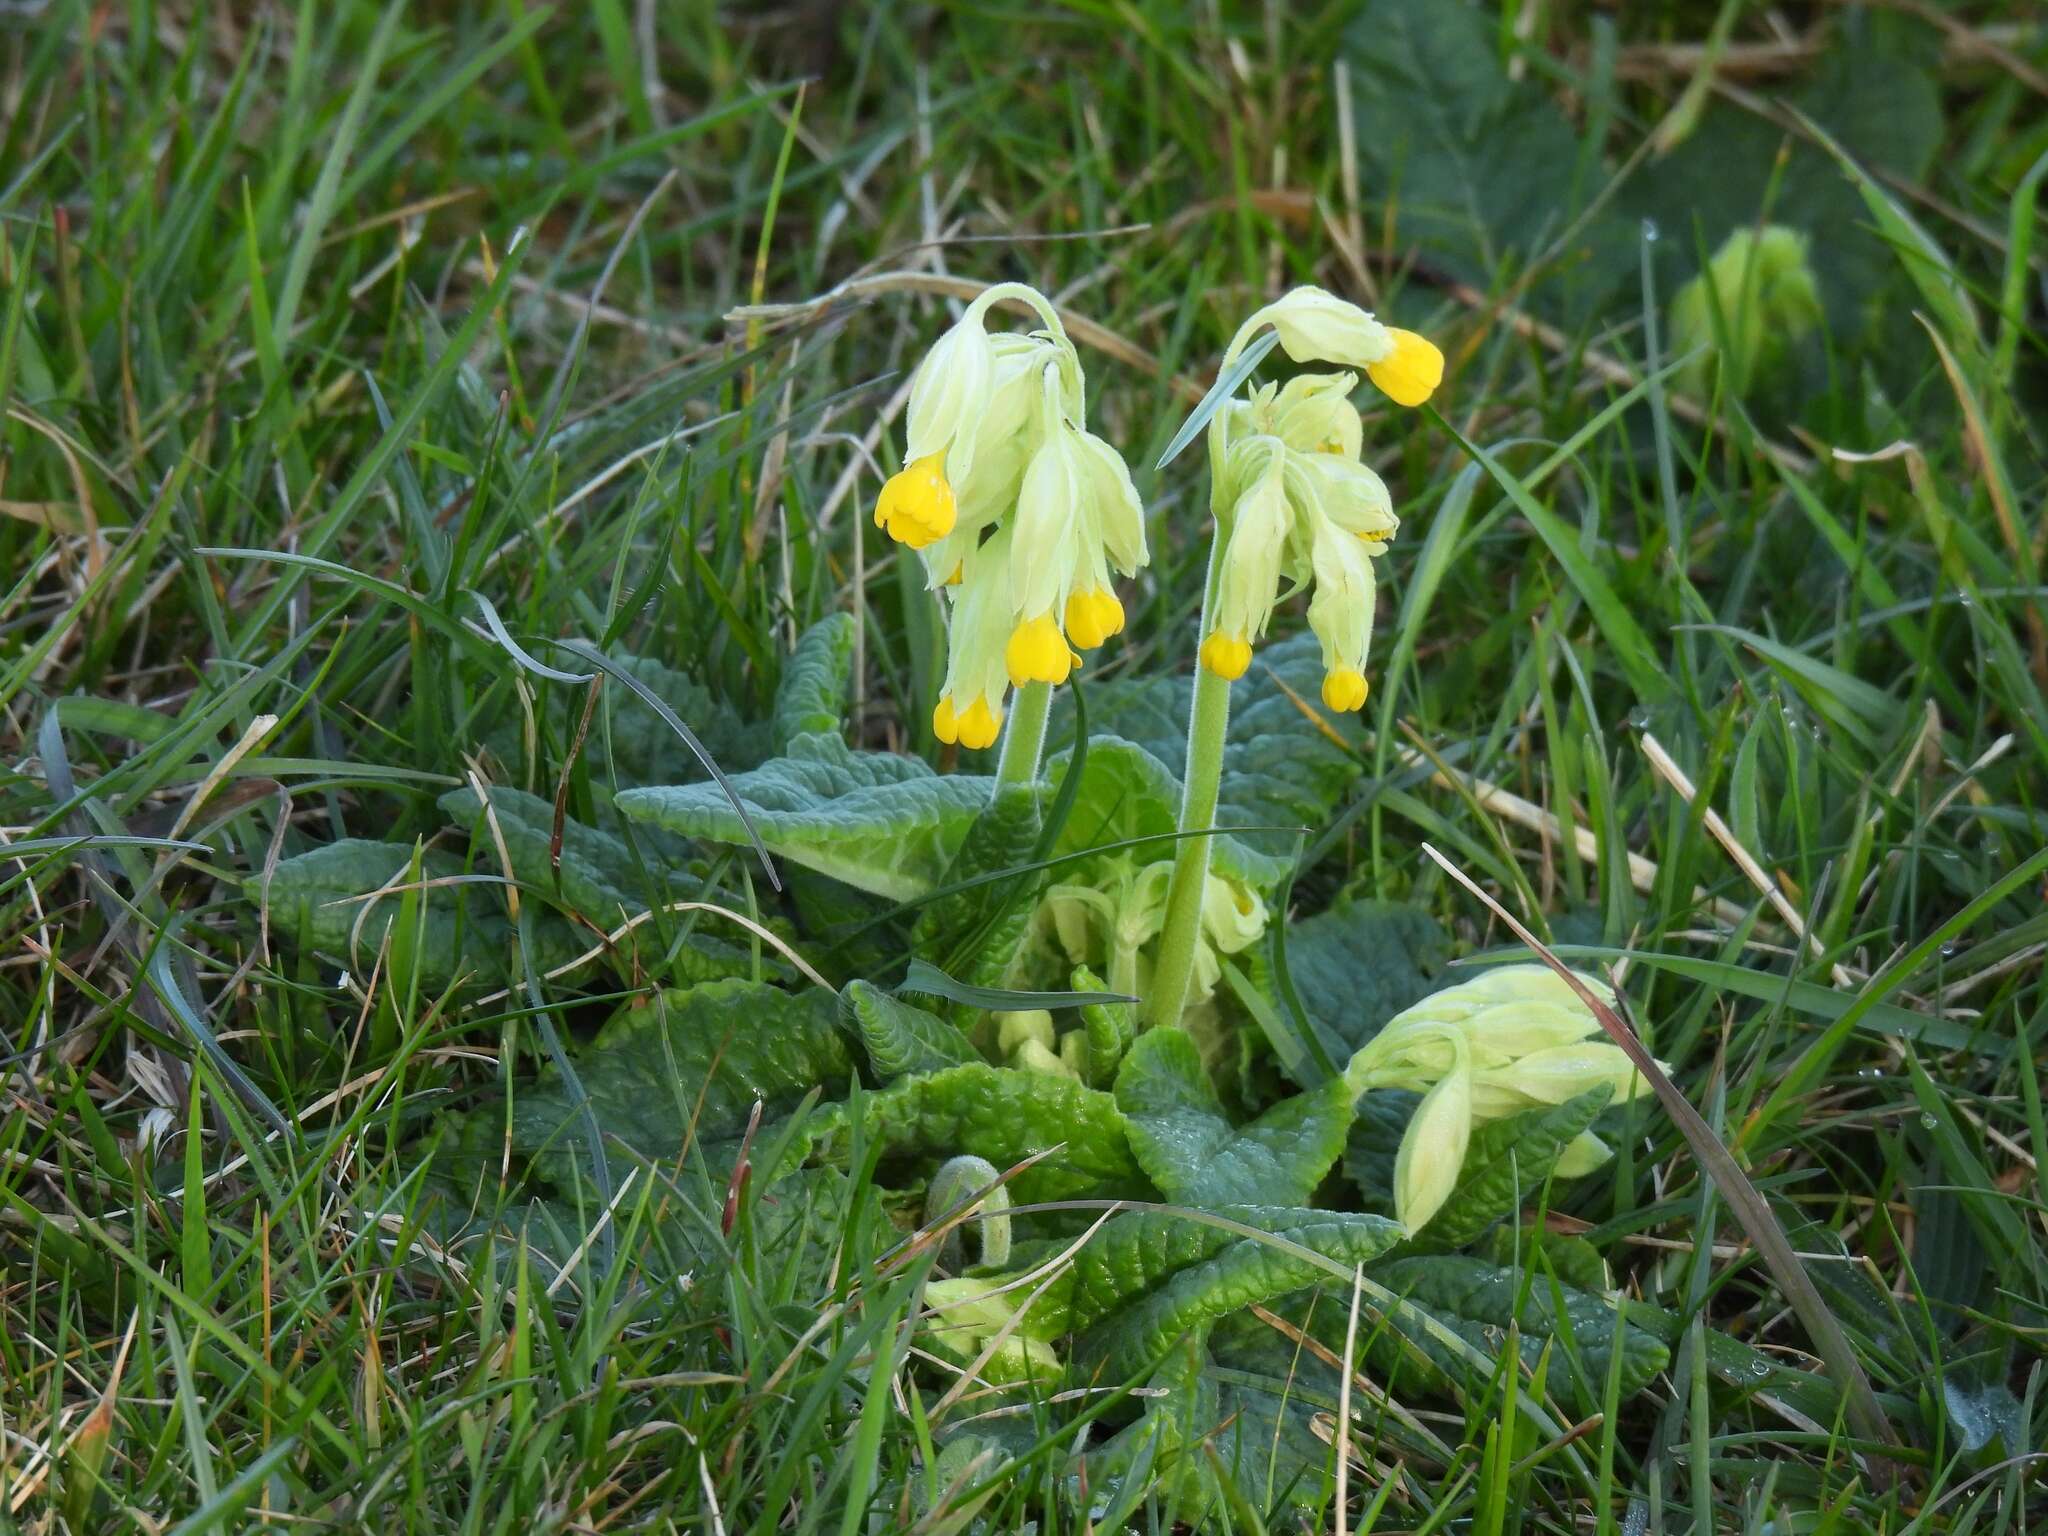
1750,1358,1771,1377
1920,1112,1939,1130
1642,219,1661,242
1940,942,1959,959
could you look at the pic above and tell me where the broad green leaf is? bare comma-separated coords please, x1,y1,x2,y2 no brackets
257,837,579,986
1361,1255,1668,1401
1068,1206,1385,1333
1043,736,1260,884
494,649,761,793
440,784,764,983
1278,898,1449,1066
616,734,992,899
1074,966,1136,1088
772,612,858,748
842,980,978,1078
1075,1207,1403,1380
1419,1085,1614,1249
1344,0,1637,326
1115,1030,1352,1207
912,780,1048,989
1049,633,1367,885
816,1062,1145,1206
504,979,850,1181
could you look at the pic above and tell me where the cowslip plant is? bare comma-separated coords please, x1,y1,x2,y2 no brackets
1147,287,1444,1028
1345,965,1663,1232
873,284,1147,774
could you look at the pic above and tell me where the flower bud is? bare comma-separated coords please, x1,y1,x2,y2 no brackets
1261,286,1393,369
1395,1055,1471,1232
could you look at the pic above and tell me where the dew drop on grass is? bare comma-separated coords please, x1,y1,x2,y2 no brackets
1921,1112,1939,1130
1642,219,1660,242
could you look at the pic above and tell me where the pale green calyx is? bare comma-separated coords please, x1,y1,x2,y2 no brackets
1346,965,1661,1233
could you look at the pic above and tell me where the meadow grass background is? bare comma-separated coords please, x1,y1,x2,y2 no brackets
3,1,2048,1531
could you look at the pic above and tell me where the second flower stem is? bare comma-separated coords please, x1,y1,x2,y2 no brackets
995,680,1053,786
1145,636,1233,1030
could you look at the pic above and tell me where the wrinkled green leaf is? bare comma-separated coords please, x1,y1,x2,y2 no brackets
616,733,992,899
257,837,581,986
1362,1255,1668,1401
1074,1207,1403,1380
817,1062,1145,1206
773,612,858,748
913,780,1048,989
1281,898,1449,1067
842,980,978,1078
1115,1030,1352,1207
505,979,850,1181
1043,736,1261,884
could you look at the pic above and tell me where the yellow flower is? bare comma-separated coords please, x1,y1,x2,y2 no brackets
1202,446,1292,677
932,527,1018,751
1004,363,1148,679
1321,668,1368,712
875,454,957,549
1346,966,1659,1232
1249,287,1443,408
1366,328,1445,408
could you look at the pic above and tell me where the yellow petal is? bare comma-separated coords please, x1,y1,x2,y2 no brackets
932,694,959,745
1199,631,1252,680
1320,667,1368,712
1366,328,1444,408
874,454,957,548
1005,614,1073,686
956,695,1003,749
1064,588,1124,649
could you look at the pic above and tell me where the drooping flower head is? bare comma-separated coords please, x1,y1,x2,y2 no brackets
884,284,1150,749
1345,965,1661,1233
1195,288,1441,711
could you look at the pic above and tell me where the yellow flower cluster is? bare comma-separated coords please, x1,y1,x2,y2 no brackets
872,288,1147,750
1200,288,1443,713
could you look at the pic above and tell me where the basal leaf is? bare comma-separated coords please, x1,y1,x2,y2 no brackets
1074,1207,1403,1381
1420,1085,1614,1250
440,786,768,984
842,979,979,1078
1282,898,1449,1065
772,612,858,749
1043,736,1260,885
1115,1029,1352,1207
616,733,992,899
505,979,850,1181
257,837,580,986
817,1062,1145,1206
1361,1255,1668,1401
912,779,1048,989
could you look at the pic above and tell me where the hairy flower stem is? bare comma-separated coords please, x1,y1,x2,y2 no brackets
1145,311,1272,1030
994,679,1053,786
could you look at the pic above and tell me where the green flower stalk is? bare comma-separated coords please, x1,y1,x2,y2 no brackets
1344,965,1664,1232
1146,288,1444,1029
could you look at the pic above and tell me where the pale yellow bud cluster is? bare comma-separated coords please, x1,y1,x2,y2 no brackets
1345,966,1659,1233
873,287,1149,750
1198,289,1444,710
